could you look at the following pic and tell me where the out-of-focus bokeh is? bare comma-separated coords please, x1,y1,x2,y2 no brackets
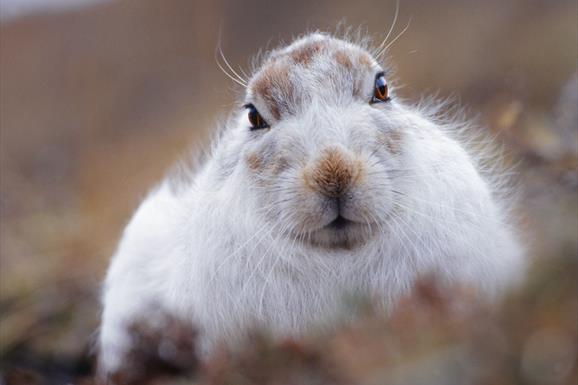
0,0,576,383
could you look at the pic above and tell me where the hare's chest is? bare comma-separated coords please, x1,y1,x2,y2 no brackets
199,254,350,329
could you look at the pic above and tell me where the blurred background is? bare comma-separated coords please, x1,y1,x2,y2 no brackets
0,0,576,383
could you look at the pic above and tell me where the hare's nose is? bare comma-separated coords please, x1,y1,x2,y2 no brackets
305,147,359,198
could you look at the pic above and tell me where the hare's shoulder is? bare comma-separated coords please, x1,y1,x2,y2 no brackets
105,183,186,284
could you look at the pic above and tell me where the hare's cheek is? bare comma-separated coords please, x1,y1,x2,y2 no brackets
244,152,292,183
245,152,264,173
269,156,291,175
377,129,404,156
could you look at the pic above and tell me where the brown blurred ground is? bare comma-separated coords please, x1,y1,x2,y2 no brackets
0,0,576,382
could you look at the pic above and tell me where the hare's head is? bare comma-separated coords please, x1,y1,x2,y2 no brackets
221,33,424,249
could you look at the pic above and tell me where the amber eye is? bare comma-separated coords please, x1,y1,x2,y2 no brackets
245,104,269,130
371,72,390,103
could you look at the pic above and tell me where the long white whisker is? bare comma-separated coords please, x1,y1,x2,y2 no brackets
216,58,247,88
373,0,400,57
219,46,248,86
378,17,412,58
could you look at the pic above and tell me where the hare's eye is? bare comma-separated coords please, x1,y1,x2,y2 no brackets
371,72,390,104
245,104,269,130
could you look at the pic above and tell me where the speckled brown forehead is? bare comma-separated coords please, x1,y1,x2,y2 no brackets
248,36,377,120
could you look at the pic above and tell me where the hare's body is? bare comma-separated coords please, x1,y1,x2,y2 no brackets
99,33,524,376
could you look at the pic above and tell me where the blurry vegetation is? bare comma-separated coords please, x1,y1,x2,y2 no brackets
199,256,578,385
4,254,576,385
0,0,576,383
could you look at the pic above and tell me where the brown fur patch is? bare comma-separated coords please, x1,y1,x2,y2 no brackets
246,152,263,171
271,156,290,175
291,41,323,65
306,148,359,197
334,51,372,97
251,64,293,120
358,53,373,68
334,50,352,70
247,152,291,178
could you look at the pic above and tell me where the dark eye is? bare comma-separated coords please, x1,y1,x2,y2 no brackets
371,72,390,104
245,104,269,130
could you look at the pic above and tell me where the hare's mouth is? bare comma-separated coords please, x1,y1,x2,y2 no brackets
303,215,374,249
325,215,354,230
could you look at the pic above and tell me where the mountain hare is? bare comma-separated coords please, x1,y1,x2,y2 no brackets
98,32,524,377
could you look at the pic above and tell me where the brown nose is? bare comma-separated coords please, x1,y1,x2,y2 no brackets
306,148,358,198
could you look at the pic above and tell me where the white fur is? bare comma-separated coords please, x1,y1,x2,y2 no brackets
98,33,524,376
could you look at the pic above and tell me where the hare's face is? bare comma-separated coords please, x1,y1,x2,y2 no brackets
238,34,409,249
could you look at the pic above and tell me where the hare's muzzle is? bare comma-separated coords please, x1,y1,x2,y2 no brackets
304,147,360,199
